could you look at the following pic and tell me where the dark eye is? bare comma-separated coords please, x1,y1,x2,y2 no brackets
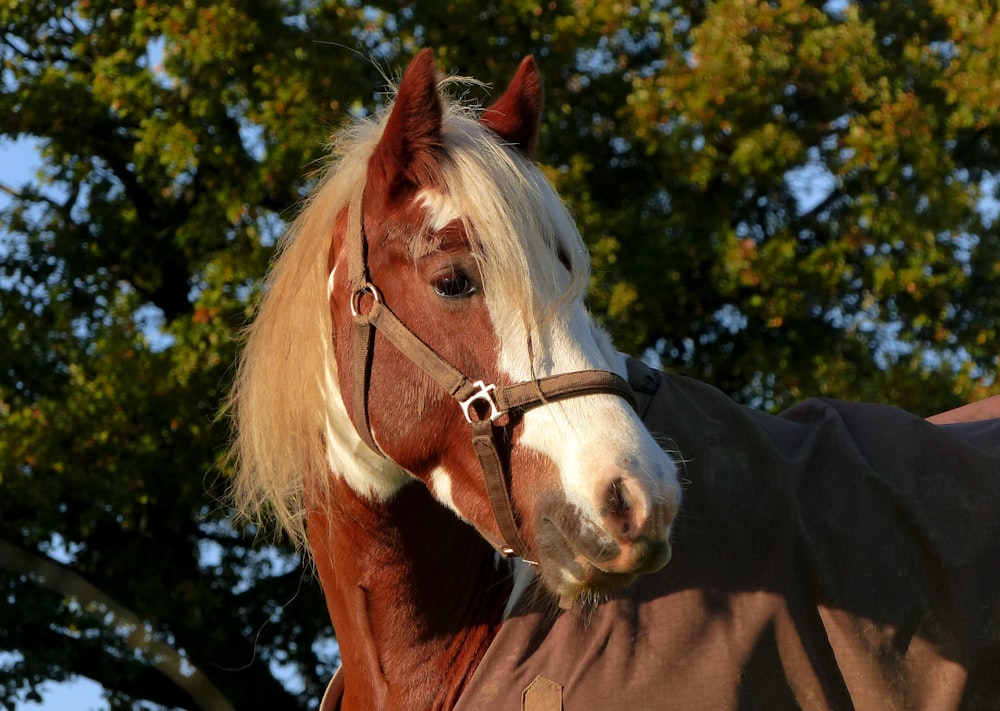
432,270,477,299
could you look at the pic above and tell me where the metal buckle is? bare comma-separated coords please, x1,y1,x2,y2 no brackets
460,380,503,423
499,546,538,566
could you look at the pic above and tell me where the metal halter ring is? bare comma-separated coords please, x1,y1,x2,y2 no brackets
350,283,382,317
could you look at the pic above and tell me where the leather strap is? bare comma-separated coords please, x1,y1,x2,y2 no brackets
347,192,385,456
471,419,530,557
352,313,383,456
497,369,637,414
346,188,369,293
367,299,474,401
366,295,635,416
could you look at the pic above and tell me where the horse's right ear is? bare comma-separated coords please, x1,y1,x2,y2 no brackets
368,48,444,200
481,56,543,159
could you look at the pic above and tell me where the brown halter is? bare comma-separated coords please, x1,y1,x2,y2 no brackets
343,192,637,561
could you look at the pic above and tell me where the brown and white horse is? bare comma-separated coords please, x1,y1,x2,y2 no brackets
231,49,1000,711
230,50,680,708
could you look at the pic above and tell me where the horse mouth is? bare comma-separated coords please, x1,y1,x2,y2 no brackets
536,513,673,604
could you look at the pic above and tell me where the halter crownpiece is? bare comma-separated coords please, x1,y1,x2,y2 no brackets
342,190,638,561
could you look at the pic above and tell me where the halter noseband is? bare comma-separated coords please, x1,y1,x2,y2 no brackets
342,191,637,562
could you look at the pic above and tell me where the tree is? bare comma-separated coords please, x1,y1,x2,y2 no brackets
1,1,381,707
3,0,999,708
615,0,1000,410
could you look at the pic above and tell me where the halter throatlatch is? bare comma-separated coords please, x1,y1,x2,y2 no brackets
343,191,637,561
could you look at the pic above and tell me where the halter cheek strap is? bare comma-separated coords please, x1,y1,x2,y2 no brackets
345,195,385,458
341,191,637,561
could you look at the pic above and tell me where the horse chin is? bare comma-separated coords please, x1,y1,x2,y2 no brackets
534,512,673,607
549,563,639,610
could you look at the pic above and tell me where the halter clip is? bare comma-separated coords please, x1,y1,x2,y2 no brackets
460,381,503,423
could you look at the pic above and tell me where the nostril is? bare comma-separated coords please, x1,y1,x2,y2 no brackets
608,478,628,512
603,477,635,538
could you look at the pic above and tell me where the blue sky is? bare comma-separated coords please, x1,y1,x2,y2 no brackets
18,673,107,711
0,136,40,204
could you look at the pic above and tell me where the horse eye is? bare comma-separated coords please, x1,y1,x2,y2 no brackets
433,270,477,299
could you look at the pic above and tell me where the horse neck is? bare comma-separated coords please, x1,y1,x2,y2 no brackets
308,474,511,711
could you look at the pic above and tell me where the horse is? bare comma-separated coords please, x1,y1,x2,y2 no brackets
230,50,1000,710
230,48,680,708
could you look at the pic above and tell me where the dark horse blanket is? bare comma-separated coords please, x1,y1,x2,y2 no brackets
328,361,1000,710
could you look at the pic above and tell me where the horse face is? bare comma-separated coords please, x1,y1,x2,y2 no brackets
331,50,680,603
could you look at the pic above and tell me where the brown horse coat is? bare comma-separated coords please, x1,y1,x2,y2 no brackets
327,360,1000,709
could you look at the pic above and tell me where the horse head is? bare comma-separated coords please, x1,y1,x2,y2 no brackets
328,49,682,602
234,49,681,606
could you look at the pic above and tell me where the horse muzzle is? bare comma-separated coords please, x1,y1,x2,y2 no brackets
534,476,679,603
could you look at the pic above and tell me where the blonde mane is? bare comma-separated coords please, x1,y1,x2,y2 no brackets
229,81,592,547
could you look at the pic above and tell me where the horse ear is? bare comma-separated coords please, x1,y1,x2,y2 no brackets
481,56,543,159
369,48,444,199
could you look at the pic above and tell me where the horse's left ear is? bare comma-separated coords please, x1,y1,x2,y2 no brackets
481,56,543,159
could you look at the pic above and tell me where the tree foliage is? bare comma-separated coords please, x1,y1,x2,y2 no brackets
615,0,1000,409
2,0,999,708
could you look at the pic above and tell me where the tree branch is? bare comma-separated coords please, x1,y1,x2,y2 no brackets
0,539,236,711
11,624,202,711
